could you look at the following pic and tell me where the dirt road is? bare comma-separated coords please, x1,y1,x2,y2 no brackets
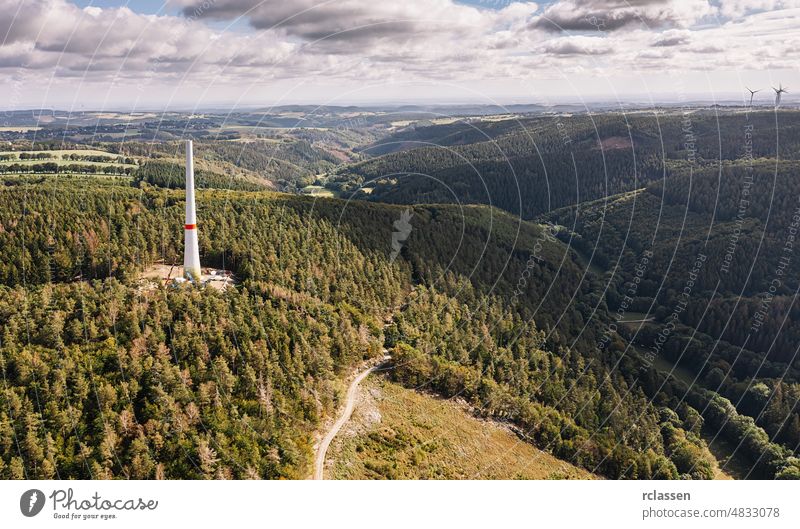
313,289,413,479
313,359,387,480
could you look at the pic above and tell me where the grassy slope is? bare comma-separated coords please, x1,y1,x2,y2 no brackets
0,149,137,173
328,376,596,480
0,159,137,168
0,149,119,157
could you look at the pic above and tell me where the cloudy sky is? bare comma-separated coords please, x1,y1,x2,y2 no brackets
1,0,798,110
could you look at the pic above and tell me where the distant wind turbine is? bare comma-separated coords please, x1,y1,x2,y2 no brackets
746,87,761,107
773,83,788,108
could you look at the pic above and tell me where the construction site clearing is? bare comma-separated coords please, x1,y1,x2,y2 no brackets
138,263,238,291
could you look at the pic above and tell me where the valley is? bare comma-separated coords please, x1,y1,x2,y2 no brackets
0,104,799,481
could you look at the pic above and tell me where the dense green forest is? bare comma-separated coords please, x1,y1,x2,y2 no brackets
5,134,363,192
0,179,406,478
334,111,800,219
1,169,798,479
544,158,800,472
192,139,339,189
134,160,269,192
388,281,715,479
2,109,800,480
0,163,133,176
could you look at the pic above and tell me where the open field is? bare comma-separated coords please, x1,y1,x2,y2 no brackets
301,185,336,197
70,132,140,140
702,432,750,480
0,149,137,173
328,376,596,480
0,126,42,132
479,114,518,122
0,149,122,158
389,117,462,128
88,112,158,120
618,311,654,323
0,159,137,168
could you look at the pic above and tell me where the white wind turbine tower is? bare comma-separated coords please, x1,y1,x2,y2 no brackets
746,87,761,107
773,83,788,108
183,140,202,283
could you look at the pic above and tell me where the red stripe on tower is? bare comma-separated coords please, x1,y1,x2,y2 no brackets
184,224,197,230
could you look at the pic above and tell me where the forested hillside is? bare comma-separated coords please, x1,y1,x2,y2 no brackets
192,139,340,189
4,172,793,479
0,179,406,479
2,107,800,481
334,111,800,219
135,160,270,192
544,158,800,472
3,167,798,478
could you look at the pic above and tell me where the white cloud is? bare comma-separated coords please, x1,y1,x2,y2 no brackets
539,35,613,55
718,0,800,19
651,29,693,47
0,0,799,106
175,0,494,43
0,0,296,77
528,0,717,32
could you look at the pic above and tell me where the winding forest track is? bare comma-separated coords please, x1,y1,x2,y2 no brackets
313,289,414,480
313,356,389,480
